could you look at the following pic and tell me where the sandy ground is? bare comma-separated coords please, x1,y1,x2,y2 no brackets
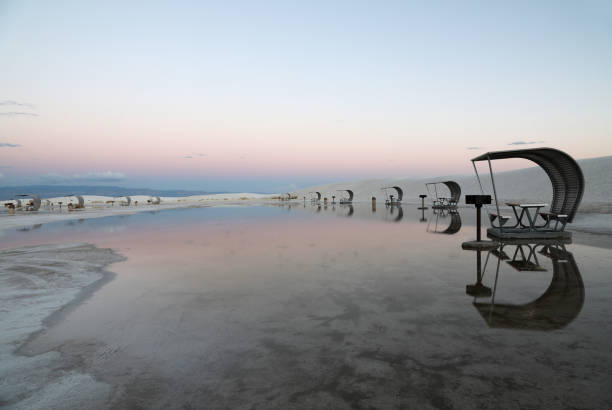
0,193,274,231
0,243,125,409
294,155,612,213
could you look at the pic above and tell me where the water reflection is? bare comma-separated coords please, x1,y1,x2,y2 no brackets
4,204,611,409
15,223,43,232
466,239,584,331
284,202,407,223
384,204,403,222
426,210,462,234
340,204,354,217
418,207,427,222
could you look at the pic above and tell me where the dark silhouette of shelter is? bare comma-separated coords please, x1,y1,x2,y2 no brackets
15,194,41,211
65,194,85,209
425,181,461,208
337,189,353,204
309,191,322,203
382,186,403,205
427,211,462,234
473,241,583,331
471,148,584,237
384,204,403,222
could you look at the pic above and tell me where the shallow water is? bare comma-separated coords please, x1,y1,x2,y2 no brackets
2,204,612,408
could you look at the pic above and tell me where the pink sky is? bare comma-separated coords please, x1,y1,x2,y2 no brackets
1,1,611,191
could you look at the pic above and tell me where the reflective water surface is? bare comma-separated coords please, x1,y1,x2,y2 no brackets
2,204,612,409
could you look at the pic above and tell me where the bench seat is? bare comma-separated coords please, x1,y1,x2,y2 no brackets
489,213,511,226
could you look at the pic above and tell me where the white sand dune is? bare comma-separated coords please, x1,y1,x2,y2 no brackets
0,193,273,230
294,155,612,212
1,156,610,232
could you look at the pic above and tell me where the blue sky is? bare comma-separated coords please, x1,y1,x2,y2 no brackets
1,0,611,192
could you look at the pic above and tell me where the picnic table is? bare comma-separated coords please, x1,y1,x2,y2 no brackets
506,203,548,231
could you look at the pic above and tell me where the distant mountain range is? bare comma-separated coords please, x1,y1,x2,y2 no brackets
0,185,225,200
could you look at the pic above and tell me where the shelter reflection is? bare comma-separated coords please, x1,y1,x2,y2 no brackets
384,204,403,222
426,210,461,234
340,204,354,217
466,239,584,331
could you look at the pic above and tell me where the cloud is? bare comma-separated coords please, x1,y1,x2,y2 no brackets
0,112,38,116
508,140,545,146
0,100,38,117
466,146,483,150
0,172,4,178
40,171,126,183
0,100,36,109
184,155,193,159
0,142,21,148
73,171,126,181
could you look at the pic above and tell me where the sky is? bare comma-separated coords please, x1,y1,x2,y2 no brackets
1,0,611,192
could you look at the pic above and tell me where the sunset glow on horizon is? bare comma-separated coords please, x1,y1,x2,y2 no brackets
1,1,611,192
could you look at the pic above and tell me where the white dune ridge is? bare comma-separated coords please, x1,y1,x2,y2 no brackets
293,155,612,212
0,193,271,230
0,156,610,232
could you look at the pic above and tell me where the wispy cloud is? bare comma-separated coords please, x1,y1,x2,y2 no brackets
184,153,206,159
0,100,38,117
0,142,21,148
466,146,483,150
40,171,126,183
0,100,36,109
0,112,38,117
508,140,545,146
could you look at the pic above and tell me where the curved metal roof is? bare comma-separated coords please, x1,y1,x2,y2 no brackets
116,196,131,206
66,194,85,208
382,186,403,201
15,194,41,211
337,189,353,201
426,181,461,202
442,181,461,202
473,245,583,330
393,186,403,201
471,148,584,222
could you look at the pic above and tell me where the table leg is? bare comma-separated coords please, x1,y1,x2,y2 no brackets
518,207,530,228
524,208,536,231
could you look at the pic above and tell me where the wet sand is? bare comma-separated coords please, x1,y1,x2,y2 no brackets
0,243,125,409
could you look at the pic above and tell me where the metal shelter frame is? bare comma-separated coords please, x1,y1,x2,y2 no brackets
337,189,354,204
471,148,584,231
15,194,41,211
381,186,403,205
425,181,461,207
